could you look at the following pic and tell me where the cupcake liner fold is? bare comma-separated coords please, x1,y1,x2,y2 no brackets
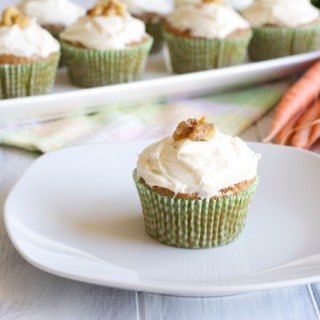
249,23,320,61
61,37,153,88
0,53,60,99
133,170,258,249
163,30,252,73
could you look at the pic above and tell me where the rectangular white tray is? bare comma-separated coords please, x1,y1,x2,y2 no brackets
1,50,320,127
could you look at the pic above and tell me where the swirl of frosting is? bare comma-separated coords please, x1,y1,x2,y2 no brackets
136,129,259,198
60,12,147,50
166,2,250,39
241,0,320,28
175,0,254,10
18,0,85,27
119,0,174,16
0,19,60,58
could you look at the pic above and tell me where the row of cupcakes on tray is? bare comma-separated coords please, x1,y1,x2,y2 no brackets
1,0,320,99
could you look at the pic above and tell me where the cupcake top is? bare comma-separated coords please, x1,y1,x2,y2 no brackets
175,0,253,10
0,7,60,58
136,117,260,198
105,0,175,16
241,0,320,28
17,0,85,27
166,0,250,39
60,0,148,50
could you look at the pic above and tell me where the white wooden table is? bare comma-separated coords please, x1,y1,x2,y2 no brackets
1,112,320,320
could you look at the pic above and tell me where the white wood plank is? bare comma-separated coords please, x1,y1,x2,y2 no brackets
140,287,319,320
310,284,320,318
0,240,137,320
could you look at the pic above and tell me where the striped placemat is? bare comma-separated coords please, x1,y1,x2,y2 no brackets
0,80,289,153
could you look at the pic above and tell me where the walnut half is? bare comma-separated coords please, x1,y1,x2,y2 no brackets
0,7,31,29
172,117,216,142
202,0,225,4
87,0,125,17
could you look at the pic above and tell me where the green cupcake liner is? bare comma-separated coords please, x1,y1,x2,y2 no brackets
249,23,320,61
146,21,164,54
0,53,60,99
61,37,153,88
163,30,252,73
47,29,65,67
133,170,258,249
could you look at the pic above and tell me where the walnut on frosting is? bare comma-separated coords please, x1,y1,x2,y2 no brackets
87,0,126,17
0,6,31,29
173,117,216,142
202,0,225,4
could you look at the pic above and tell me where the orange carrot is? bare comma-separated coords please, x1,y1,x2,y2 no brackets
263,60,320,142
305,112,320,150
275,108,305,145
290,99,320,149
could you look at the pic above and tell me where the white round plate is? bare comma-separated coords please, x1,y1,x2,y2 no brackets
4,141,320,296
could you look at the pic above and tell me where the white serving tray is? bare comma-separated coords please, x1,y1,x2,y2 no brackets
1,50,320,127
4,140,320,296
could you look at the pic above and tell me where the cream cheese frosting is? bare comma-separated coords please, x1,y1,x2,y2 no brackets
113,0,174,16
175,0,254,10
166,3,250,39
18,0,85,27
241,0,320,28
60,13,147,50
136,130,259,198
60,13,146,50
0,20,60,58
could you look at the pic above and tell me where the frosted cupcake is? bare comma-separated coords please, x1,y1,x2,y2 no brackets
60,0,153,87
0,7,60,99
18,0,85,66
164,0,252,73
101,0,174,53
241,0,320,61
133,117,259,248
18,0,85,39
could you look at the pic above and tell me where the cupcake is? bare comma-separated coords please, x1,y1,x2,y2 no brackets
60,0,153,87
18,0,85,66
18,0,85,39
0,7,60,99
163,0,252,73
133,117,259,249
241,0,320,61
100,0,174,53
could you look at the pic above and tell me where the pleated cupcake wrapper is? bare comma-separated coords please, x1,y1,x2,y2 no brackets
249,24,320,61
61,38,153,88
163,31,252,73
133,170,258,249
146,21,164,54
47,29,65,67
0,54,60,99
